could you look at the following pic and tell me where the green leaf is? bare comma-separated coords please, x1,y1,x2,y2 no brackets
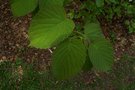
28,5,75,49
82,56,93,72
84,23,104,41
126,5,135,14
88,38,114,71
96,0,104,7
52,39,86,79
64,0,73,5
106,0,117,4
11,0,38,16
39,0,65,8
111,0,117,3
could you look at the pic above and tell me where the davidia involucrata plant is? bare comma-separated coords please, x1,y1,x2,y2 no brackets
11,0,114,79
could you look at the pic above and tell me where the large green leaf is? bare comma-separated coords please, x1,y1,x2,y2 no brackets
82,56,93,72
88,38,114,71
28,5,75,49
96,0,104,7
84,23,104,41
39,0,65,8
108,0,117,4
11,0,38,16
52,39,86,79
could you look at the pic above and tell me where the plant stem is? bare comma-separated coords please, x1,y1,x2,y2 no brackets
74,31,86,38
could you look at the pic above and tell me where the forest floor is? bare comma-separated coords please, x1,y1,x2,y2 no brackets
0,0,135,90
0,0,51,71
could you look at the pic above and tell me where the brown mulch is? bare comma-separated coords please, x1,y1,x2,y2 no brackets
0,0,51,70
99,16,135,60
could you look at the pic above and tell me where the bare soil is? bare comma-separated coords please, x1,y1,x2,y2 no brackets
0,0,51,71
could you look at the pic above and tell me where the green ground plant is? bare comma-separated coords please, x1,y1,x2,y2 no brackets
10,0,135,80
1,54,135,90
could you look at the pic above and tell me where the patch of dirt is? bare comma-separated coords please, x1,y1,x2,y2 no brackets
0,0,51,70
99,16,135,60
